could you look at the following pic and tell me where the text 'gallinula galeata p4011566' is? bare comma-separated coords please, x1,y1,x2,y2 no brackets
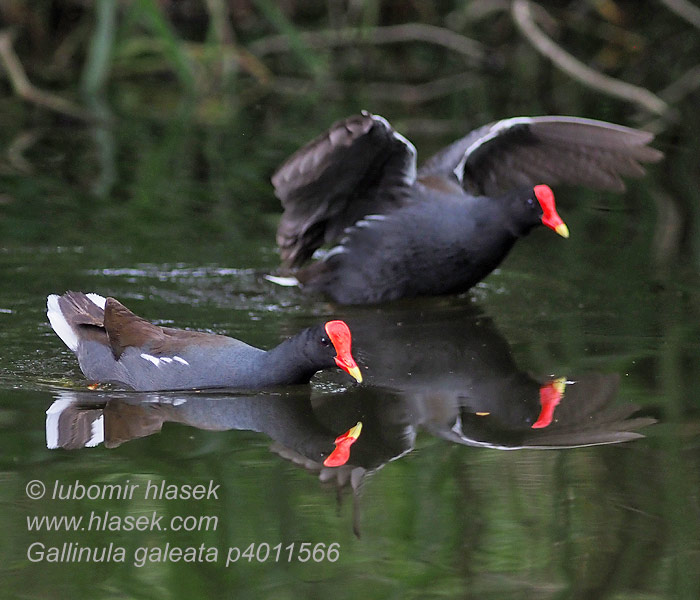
267,112,663,304
47,292,363,391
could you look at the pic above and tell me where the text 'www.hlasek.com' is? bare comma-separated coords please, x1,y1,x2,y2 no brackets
24,479,340,567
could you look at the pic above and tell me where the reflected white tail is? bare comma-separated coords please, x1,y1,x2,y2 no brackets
264,274,300,287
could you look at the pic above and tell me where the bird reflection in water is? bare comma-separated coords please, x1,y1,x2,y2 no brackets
45,302,655,534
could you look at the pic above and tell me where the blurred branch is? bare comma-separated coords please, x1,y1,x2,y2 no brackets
129,0,195,91
7,129,40,173
204,0,237,85
114,37,270,85
251,0,325,75
205,0,235,45
659,64,700,104
453,0,510,24
0,29,94,121
651,189,683,270
250,23,488,67
658,0,700,30
81,0,117,96
271,72,478,104
511,0,669,116
645,64,700,132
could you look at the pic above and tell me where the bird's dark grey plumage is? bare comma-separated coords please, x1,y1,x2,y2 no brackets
47,292,362,391
271,112,662,304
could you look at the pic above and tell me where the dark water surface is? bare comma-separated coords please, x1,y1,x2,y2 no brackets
2,110,700,599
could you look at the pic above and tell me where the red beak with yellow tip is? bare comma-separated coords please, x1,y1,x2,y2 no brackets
323,421,363,467
535,184,569,239
532,377,567,429
324,320,363,383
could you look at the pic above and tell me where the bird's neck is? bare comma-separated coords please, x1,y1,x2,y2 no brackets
258,334,320,386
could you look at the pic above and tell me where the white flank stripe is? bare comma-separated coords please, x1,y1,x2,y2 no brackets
47,294,79,351
322,245,347,260
264,274,300,287
140,353,161,366
173,356,189,366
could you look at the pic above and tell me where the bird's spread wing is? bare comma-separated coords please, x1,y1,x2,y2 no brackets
272,111,417,268
418,116,663,196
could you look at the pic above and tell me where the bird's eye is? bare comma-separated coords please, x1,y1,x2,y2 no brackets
527,197,535,207
320,336,331,347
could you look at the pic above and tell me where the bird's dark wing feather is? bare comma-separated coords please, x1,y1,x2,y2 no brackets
103,298,227,360
418,116,663,196
272,111,417,268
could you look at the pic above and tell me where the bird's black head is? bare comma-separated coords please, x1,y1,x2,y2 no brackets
508,185,569,238
305,320,363,383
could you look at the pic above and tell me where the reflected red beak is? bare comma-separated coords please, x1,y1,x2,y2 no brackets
535,185,569,238
532,377,567,429
325,320,363,383
323,421,363,467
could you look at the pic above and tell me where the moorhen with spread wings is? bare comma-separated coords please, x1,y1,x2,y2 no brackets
268,112,662,304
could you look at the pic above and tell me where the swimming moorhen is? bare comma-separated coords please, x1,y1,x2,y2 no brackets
47,292,363,391
269,112,663,304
